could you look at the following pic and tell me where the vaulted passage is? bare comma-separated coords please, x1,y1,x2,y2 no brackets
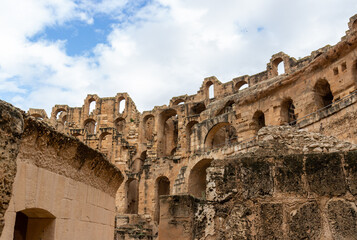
158,109,178,157
126,179,139,214
314,79,334,109
281,98,296,125
252,110,265,133
14,208,55,240
205,123,237,150
188,159,212,199
155,176,170,223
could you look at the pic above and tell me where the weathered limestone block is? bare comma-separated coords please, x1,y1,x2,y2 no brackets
275,155,304,194
0,101,23,235
287,201,321,240
327,199,357,239
241,158,273,199
343,151,357,195
259,203,283,240
222,203,253,240
305,153,347,196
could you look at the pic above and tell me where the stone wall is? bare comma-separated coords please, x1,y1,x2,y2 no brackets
0,101,23,236
160,150,357,240
0,101,124,239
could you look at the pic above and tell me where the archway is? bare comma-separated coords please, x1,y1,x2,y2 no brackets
252,110,265,133
154,176,170,223
190,102,206,115
143,115,155,141
13,208,55,240
115,118,126,133
234,80,248,91
125,179,139,214
205,123,237,150
88,98,96,115
206,81,214,99
188,159,213,199
216,100,234,116
158,109,178,157
314,79,333,109
281,98,296,125
84,119,96,134
272,57,285,76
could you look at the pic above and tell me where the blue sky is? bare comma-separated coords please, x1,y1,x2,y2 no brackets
0,0,356,115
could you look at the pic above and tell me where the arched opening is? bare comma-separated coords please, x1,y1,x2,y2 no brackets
281,98,296,125
205,123,237,150
84,119,96,134
186,121,198,152
206,81,214,99
158,109,178,157
89,99,96,115
252,110,265,133
234,80,248,91
55,109,66,120
216,100,234,116
118,98,126,114
272,57,285,76
191,102,206,115
115,118,126,133
125,179,139,214
173,99,185,105
155,176,170,223
131,151,147,173
99,132,112,155
143,115,155,141
314,79,334,109
13,208,55,240
188,159,213,199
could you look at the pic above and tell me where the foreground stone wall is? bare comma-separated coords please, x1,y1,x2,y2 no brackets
0,101,124,239
160,150,357,240
0,101,23,236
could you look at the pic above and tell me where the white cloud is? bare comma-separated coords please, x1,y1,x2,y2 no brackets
0,0,356,115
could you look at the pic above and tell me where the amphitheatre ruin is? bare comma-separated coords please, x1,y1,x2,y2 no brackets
1,13,357,240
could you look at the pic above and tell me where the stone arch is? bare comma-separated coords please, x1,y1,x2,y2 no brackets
188,159,213,199
273,57,285,75
173,99,185,105
118,97,126,114
143,114,155,141
216,100,234,116
88,98,96,115
281,98,297,125
13,208,55,240
114,117,126,133
234,80,248,91
205,122,237,150
186,120,198,152
268,52,291,77
191,102,206,115
84,119,96,135
54,108,67,120
125,178,139,214
131,151,147,173
99,132,112,152
154,176,170,223
314,79,334,109
158,109,178,157
206,81,214,99
252,110,265,133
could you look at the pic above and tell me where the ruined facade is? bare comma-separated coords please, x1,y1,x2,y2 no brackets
15,13,357,239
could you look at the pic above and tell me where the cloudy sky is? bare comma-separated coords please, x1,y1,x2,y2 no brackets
0,0,356,115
